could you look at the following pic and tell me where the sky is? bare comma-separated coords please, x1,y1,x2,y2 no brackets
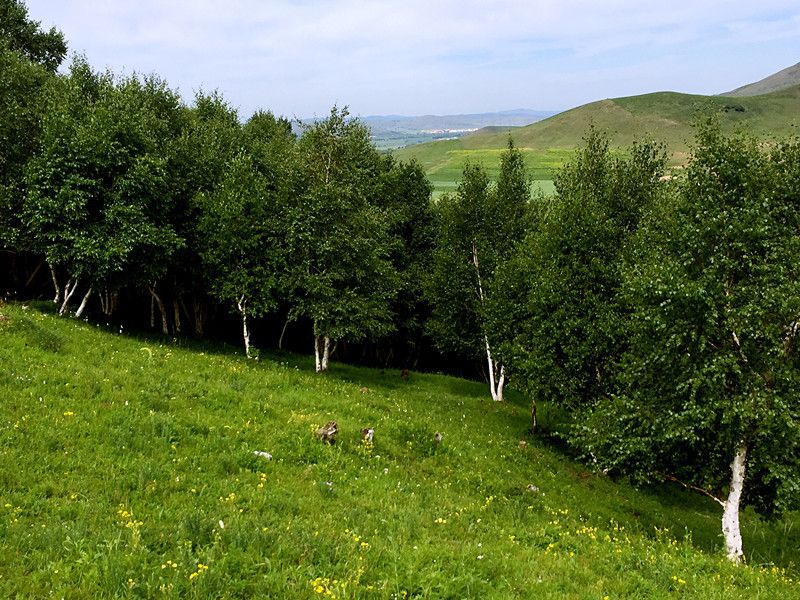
23,1,800,119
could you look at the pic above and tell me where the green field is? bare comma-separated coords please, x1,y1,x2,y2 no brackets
1,301,798,598
393,86,800,195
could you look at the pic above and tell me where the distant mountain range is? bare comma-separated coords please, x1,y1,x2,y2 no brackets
298,109,556,150
359,109,556,134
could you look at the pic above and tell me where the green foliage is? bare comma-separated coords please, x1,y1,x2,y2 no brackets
23,58,184,290
493,129,667,407
427,141,530,361
0,0,66,71
286,107,399,345
0,45,51,247
0,302,797,598
373,156,435,358
198,153,282,319
573,121,800,519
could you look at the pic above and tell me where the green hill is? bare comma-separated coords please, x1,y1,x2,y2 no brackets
0,301,797,597
394,86,800,195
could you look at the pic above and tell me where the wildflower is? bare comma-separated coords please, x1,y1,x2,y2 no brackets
63,411,74,417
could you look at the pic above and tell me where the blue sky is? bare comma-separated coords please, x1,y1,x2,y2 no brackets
25,1,800,119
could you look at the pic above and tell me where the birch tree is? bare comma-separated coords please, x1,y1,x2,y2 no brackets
287,106,397,372
198,111,296,358
492,130,665,411
427,141,529,400
572,122,800,563
23,58,182,316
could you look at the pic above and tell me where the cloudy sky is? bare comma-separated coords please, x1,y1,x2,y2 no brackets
24,1,800,119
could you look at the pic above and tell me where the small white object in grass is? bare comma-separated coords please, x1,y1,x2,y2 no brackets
219,520,225,529
526,484,539,493
253,451,273,460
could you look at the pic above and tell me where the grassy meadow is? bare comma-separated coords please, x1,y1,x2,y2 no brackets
0,301,798,598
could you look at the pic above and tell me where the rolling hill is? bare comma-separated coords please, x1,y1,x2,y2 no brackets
393,82,800,195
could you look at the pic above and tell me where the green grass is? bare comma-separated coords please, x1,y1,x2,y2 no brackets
0,301,798,598
394,86,800,196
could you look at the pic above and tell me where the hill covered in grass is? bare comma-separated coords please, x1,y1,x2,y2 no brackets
0,301,797,598
393,85,800,195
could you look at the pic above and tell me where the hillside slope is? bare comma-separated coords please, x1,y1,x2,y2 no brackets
724,61,800,97
393,85,800,194
0,301,797,597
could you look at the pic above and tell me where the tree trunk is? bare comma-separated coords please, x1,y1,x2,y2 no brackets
236,296,251,358
496,364,506,402
48,262,60,304
99,290,118,316
172,298,182,334
147,283,169,335
722,441,748,563
59,278,79,316
25,260,43,289
278,318,289,350
484,336,505,401
314,334,332,373
191,297,207,337
74,286,93,318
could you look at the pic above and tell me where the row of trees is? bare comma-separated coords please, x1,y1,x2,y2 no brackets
435,124,799,562
1,2,440,371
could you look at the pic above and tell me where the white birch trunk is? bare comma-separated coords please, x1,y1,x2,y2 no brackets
474,244,506,401
322,336,331,371
236,296,251,358
75,286,93,318
172,298,182,334
496,365,506,403
722,441,748,563
48,262,60,304
485,335,498,400
314,334,332,372
59,278,79,316
147,284,169,335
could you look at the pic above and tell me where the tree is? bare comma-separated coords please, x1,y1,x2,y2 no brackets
0,0,66,255
23,58,183,317
427,140,529,400
160,92,245,336
373,155,435,366
286,106,398,372
198,155,282,358
492,130,666,414
198,110,297,357
572,122,800,562
0,0,67,71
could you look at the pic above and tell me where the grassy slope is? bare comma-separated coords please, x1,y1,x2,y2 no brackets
0,302,797,598
393,86,800,195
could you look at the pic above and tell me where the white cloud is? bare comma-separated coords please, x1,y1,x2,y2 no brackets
24,0,800,115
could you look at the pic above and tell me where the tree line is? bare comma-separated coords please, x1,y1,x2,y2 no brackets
2,0,798,563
